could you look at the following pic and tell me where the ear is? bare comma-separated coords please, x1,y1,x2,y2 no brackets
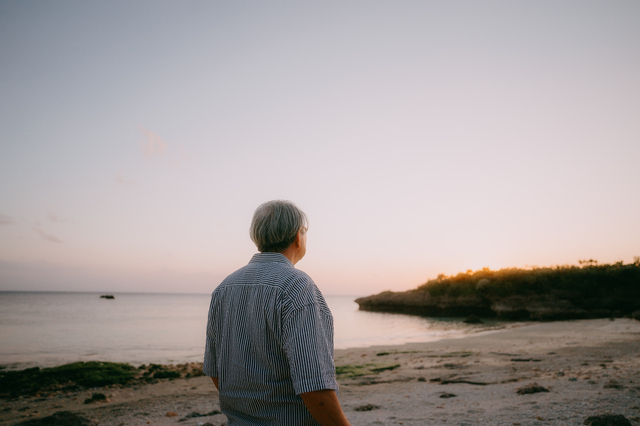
293,231,302,247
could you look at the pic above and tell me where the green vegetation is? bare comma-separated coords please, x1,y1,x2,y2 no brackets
0,361,204,399
0,362,137,398
335,364,373,377
143,363,181,381
418,260,640,303
356,259,640,320
426,351,473,358
151,370,180,379
370,364,400,373
418,259,640,300
335,363,400,378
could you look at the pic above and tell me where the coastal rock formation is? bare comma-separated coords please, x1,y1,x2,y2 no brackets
356,262,640,320
356,291,638,321
463,315,483,324
355,290,493,317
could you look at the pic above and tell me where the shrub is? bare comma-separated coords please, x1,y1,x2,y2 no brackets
416,261,640,307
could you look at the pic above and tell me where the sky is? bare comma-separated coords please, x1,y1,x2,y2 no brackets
1,1,639,296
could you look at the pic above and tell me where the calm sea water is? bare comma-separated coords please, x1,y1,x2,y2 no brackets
0,292,495,369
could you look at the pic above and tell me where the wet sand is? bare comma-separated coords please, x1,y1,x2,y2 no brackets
2,318,639,425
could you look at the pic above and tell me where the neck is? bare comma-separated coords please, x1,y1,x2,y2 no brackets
278,246,299,265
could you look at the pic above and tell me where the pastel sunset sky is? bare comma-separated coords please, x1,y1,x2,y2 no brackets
1,1,639,295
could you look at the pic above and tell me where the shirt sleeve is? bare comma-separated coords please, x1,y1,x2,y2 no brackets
202,294,218,377
282,302,339,395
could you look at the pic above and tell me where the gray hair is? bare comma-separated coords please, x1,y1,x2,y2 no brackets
250,200,308,253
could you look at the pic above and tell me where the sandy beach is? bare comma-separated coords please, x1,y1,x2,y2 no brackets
2,318,639,425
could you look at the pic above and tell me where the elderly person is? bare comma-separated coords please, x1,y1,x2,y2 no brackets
204,200,350,425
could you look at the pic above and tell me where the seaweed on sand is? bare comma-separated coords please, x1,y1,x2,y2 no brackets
0,361,137,398
335,363,400,378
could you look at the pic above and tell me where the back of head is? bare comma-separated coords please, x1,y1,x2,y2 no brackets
250,200,308,253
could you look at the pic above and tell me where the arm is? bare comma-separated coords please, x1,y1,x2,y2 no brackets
203,294,220,387
300,389,350,426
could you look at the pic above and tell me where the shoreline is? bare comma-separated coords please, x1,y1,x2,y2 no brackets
2,318,640,425
0,321,522,372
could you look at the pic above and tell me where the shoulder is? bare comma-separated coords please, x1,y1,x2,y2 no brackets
281,269,329,312
212,260,313,293
212,266,246,291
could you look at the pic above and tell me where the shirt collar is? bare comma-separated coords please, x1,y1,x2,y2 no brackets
249,252,294,267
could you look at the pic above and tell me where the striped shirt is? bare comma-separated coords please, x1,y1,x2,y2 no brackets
203,252,338,425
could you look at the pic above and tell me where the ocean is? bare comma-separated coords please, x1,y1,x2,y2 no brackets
0,292,495,370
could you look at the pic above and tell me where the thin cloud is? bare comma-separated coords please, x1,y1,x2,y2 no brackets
0,214,13,225
116,173,136,187
169,145,191,167
139,126,167,159
34,228,62,244
48,212,70,223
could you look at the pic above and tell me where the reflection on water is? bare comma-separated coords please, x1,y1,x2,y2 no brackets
328,296,503,349
0,292,503,369
0,292,210,369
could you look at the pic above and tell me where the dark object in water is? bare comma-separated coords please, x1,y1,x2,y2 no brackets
463,315,483,324
516,382,549,395
15,410,96,425
583,414,632,426
100,295,114,299
440,393,457,398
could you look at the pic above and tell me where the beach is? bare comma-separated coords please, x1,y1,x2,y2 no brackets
2,318,639,425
